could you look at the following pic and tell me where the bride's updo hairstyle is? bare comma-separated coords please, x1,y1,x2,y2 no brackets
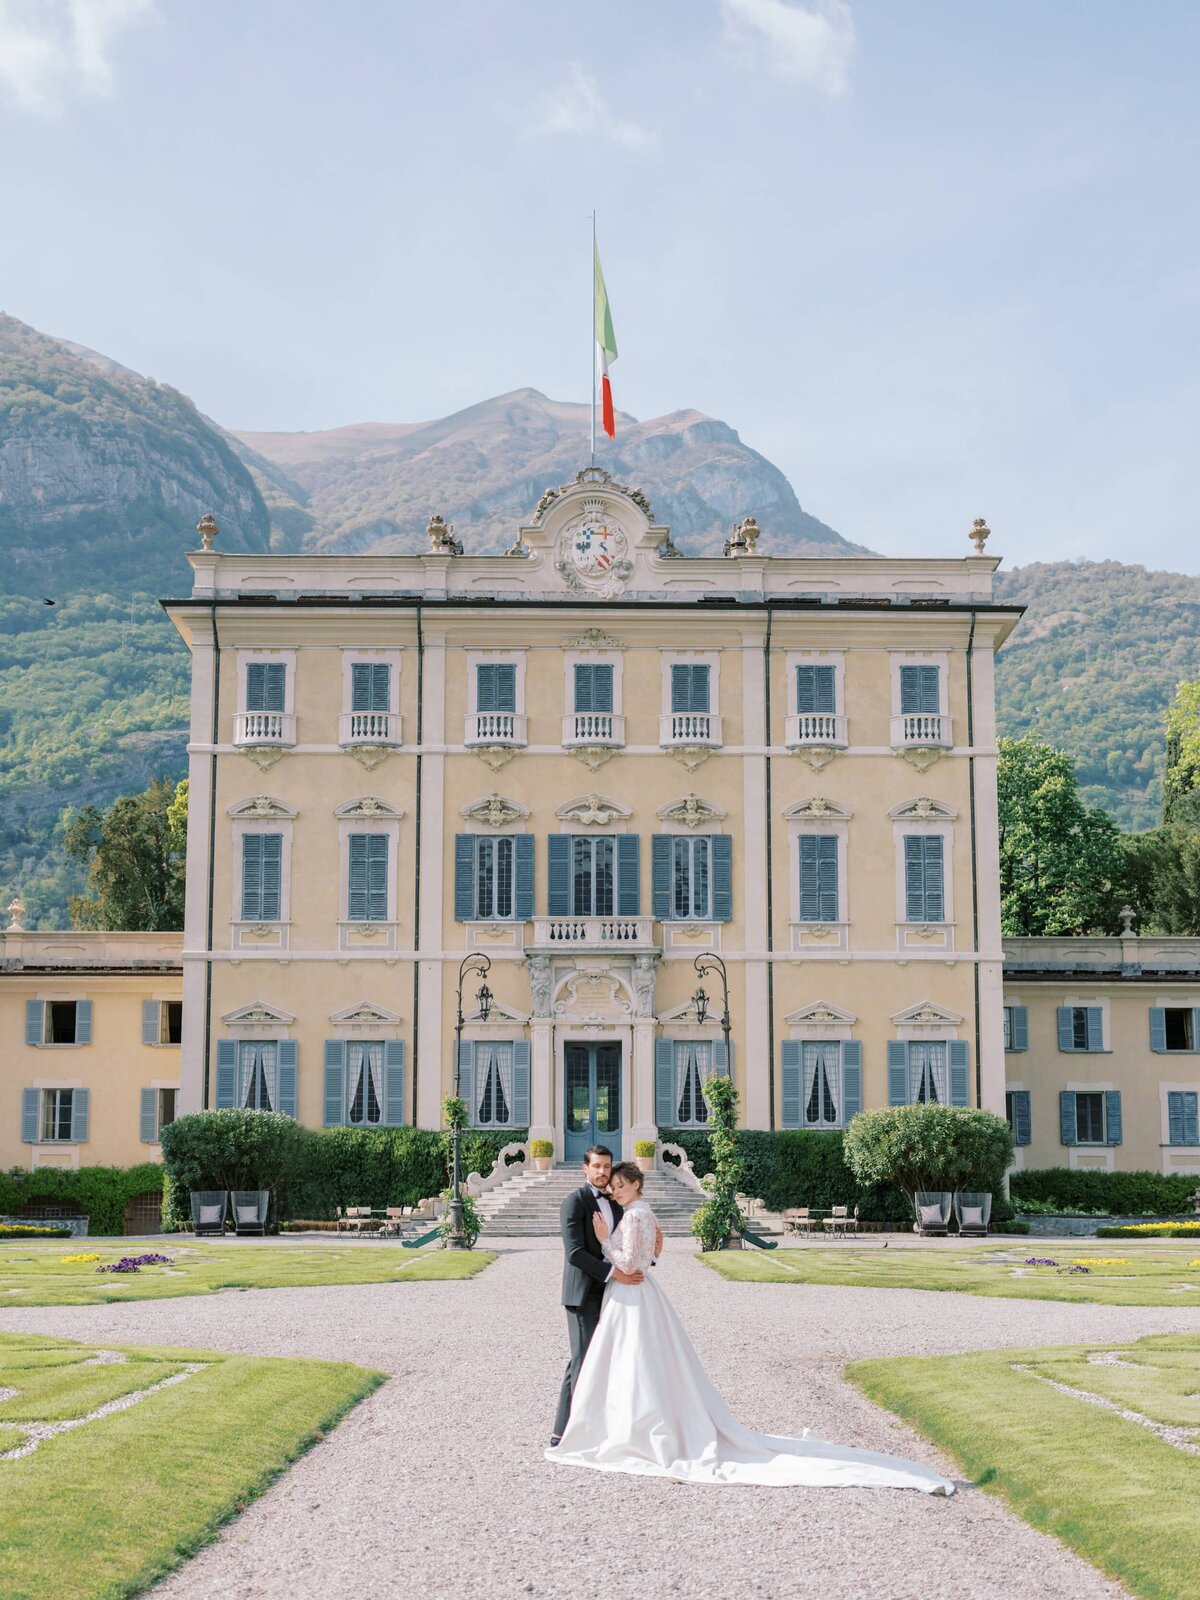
609,1161,644,1194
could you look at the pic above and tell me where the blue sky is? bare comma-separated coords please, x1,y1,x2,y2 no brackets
2,1,1198,569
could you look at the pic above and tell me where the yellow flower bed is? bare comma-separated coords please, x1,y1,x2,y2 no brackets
1114,1220,1200,1232
59,1252,102,1265
1071,1258,1128,1267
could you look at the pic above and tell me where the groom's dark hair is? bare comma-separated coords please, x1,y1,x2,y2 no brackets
583,1144,614,1162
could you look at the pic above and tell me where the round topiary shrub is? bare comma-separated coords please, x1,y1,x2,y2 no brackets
843,1105,1014,1218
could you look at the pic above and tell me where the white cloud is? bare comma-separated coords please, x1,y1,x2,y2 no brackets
525,63,656,153
720,0,855,95
0,0,154,113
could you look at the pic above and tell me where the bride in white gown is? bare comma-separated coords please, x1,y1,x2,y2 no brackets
546,1163,954,1493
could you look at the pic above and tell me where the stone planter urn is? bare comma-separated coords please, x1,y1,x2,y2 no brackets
634,1141,657,1174
530,1141,554,1173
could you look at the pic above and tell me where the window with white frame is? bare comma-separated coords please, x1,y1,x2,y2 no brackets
1006,1089,1032,1146
476,835,515,919
1059,1088,1122,1147
574,662,613,713
1003,1004,1029,1052
1167,1090,1200,1146
246,661,286,715
899,664,940,717
660,652,721,745
1150,1006,1200,1052
1057,1005,1105,1052
671,837,710,919
887,1039,971,1107
903,835,944,922
671,663,710,714
796,663,836,717
453,833,534,921
910,1041,947,1103
143,999,182,1047
241,833,283,921
21,1085,89,1144
42,1088,76,1141
651,835,732,922
346,1042,384,1124
25,999,92,1047
673,1040,713,1127
140,1086,178,1143
802,1042,841,1126
347,833,389,922
798,836,839,922
477,662,517,714
239,1041,278,1111
780,1038,862,1129
352,662,390,714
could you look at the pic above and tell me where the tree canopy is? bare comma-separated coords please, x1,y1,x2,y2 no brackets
63,777,186,931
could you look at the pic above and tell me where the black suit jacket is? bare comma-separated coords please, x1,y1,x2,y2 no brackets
560,1185,624,1308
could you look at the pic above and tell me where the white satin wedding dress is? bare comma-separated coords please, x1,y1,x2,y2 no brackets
546,1200,954,1493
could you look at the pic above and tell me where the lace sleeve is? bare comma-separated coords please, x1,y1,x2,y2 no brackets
601,1205,658,1275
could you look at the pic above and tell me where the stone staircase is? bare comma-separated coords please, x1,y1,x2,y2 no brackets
477,1163,703,1238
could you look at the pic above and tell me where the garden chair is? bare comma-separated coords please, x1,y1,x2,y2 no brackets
378,1207,408,1238
913,1191,953,1236
953,1191,993,1238
823,1205,858,1237
782,1207,815,1237
232,1190,269,1236
347,1205,376,1236
190,1190,228,1236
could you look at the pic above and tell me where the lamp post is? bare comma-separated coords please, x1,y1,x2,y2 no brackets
447,952,492,1249
691,952,731,1076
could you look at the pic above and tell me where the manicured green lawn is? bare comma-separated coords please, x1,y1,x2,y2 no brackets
0,1331,382,1600
699,1241,1200,1305
849,1333,1200,1600
0,1241,495,1306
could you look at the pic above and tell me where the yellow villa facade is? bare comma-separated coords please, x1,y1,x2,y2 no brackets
161,473,1019,1159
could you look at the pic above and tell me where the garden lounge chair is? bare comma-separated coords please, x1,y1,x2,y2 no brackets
190,1191,228,1237
782,1207,815,1237
231,1190,269,1236
913,1191,952,1236
823,1205,859,1236
378,1207,408,1238
953,1191,993,1238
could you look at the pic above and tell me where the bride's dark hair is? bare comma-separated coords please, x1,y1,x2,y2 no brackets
609,1161,644,1193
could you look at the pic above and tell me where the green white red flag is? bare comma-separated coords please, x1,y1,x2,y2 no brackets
594,242,618,438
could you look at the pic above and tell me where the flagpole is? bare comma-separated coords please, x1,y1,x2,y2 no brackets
590,209,597,466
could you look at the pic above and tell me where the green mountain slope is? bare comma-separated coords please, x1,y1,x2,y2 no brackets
993,561,1200,830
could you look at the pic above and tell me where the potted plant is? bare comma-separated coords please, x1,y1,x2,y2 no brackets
530,1138,554,1173
634,1139,657,1174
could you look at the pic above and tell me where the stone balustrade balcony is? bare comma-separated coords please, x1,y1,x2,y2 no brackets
562,711,626,748
233,711,296,748
785,712,847,749
465,711,528,748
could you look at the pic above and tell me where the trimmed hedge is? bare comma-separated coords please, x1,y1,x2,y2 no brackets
160,1112,528,1227
661,1128,1015,1226
0,1223,72,1239
1011,1168,1200,1218
0,1163,166,1238
1097,1222,1200,1238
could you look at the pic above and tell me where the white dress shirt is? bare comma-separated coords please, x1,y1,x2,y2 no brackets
588,1183,616,1279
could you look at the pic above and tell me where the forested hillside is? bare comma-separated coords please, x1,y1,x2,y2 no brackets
993,562,1200,830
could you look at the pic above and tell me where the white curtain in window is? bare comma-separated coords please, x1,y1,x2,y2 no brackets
674,1042,712,1126
347,1042,383,1124
476,1044,513,1127
909,1042,947,1105
803,1042,840,1125
239,1042,278,1111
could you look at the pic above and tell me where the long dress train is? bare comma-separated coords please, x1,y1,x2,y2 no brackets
546,1200,954,1493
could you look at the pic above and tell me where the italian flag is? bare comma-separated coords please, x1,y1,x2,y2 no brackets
594,243,618,438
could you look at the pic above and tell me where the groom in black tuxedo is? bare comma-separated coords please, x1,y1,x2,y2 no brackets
551,1144,658,1446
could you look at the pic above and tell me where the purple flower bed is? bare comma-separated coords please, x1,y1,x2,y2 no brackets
1025,1257,1059,1267
96,1253,173,1275
1056,1263,1090,1275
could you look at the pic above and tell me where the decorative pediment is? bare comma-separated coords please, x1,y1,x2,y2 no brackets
333,796,404,818
563,627,625,652
222,1000,295,1026
657,996,726,1025
890,1000,964,1026
329,999,404,1026
463,999,530,1026
785,1000,858,1025
888,796,958,821
555,793,631,827
460,793,530,829
227,795,297,819
782,796,852,821
657,794,727,829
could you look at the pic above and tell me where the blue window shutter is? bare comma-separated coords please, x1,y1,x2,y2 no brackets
817,836,838,921
1011,1005,1029,1052
25,999,44,1046
1012,1089,1032,1146
900,665,939,714
143,999,160,1045
797,664,835,715
1059,1090,1077,1145
711,835,733,922
1105,1089,1122,1146
547,835,571,916
367,835,388,920
922,837,944,921
261,835,282,921
21,1088,39,1143
712,1039,730,1078
352,662,371,712
617,835,640,917
574,663,612,713
1185,1093,1200,1146
454,834,476,921
323,1040,345,1126
511,1040,531,1124
514,835,534,920
903,836,925,921
495,664,517,713
246,662,265,710
476,664,497,712
651,836,672,919
781,1040,803,1127
348,835,368,920
70,1088,89,1143
1149,1008,1167,1052
73,1000,92,1045
1168,1091,1186,1145
670,663,691,712
949,1041,970,1106
887,1040,909,1105
215,1040,237,1108
1086,1008,1104,1051
457,1041,474,1123
140,1087,158,1143
241,834,261,920
798,838,823,921
841,1040,862,1123
247,662,285,712
383,1041,406,1126
1056,1008,1074,1052
276,1041,298,1118
655,1038,675,1127
214,1043,238,1107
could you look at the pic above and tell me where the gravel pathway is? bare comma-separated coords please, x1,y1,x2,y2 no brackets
3,1239,1194,1600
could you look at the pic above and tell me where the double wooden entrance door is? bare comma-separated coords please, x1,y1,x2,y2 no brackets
563,1043,622,1163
